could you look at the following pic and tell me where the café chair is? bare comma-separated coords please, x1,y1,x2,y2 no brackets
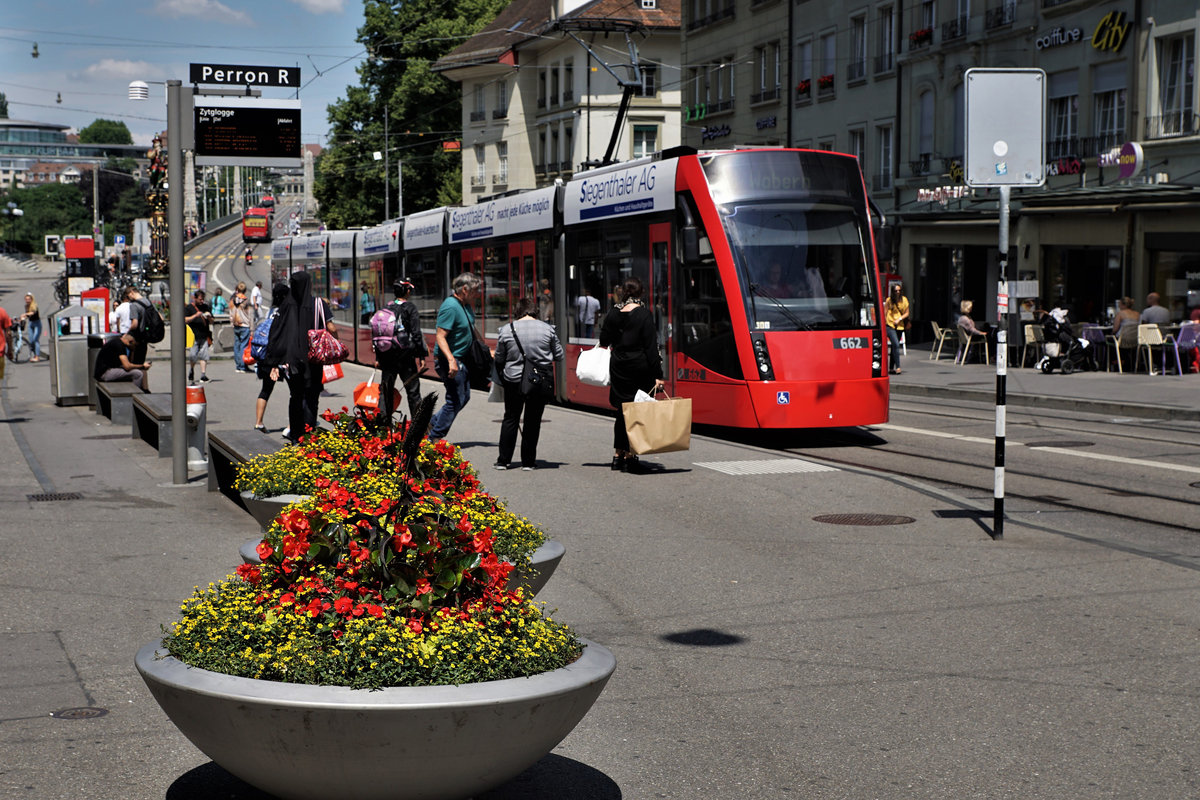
1164,322,1199,375
1135,323,1166,375
929,321,955,361
1080,325,1108,371
1107,324,1139,373
955,325,989,366
1021,324,1043,368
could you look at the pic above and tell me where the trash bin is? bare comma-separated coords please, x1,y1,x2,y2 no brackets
87,332,121,408
49,306,101,407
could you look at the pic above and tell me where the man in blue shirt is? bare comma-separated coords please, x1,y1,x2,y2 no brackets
429,272,484,440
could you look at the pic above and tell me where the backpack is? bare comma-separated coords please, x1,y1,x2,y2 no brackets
370,302,411,353
134,298,165,343
250,309,276,361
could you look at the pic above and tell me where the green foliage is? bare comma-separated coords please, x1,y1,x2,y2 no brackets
1,183,89,252
77,119,133,145
0,91,8,118
315,0,508,227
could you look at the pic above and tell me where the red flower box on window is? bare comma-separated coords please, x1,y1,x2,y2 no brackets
909,27,933,46
796,79,811,95
817,74,835,90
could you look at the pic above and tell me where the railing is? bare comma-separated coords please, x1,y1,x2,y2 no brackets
470,175,485,186
1078,134,1125,155
535,162,547,174
1046,137,1079,160
537,97,546,109
492,174,508,186
751,87,781,104
562,89,574,103
817,74,835,97
709,98,735,113
492,109,507,120
908,27,934,50
549,94,559,107
909,153,932,176
875,52,895,73
847,61,866,82
1144,113,1200,139
469,111,485,122
942,16,968,41
985,1,1016,29
559,160,573,172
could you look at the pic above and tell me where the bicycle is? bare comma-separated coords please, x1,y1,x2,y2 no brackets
9,318,32,364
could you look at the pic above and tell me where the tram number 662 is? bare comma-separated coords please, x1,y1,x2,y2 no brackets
833,336,869,350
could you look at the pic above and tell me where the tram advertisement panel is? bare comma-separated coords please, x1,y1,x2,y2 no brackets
403,210,445,251
449,187,556,243
565,159,678,225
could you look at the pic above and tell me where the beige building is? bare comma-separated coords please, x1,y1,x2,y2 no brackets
435,0,682,204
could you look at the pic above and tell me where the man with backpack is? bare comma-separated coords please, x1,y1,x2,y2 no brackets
123,287,164,391
371,279,427,422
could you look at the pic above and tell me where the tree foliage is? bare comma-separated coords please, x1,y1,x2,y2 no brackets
315,0,507,228
78,119,133,145
0,184,90,253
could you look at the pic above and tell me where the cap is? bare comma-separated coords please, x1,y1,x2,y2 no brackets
394,279,415,292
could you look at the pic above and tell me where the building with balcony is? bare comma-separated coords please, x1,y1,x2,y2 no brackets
434,0,682,204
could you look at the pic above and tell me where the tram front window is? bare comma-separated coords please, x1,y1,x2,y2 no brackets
721,204,878,331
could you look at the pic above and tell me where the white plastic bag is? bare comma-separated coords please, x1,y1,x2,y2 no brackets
576,345,611,386
633,389,656,403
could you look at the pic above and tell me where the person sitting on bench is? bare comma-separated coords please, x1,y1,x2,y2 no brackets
95,331,151,391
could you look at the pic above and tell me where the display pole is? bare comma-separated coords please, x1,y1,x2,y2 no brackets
992,184,1011,540
168,79,188,485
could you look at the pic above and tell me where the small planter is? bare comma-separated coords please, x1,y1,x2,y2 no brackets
239,490,310,532
136,638,615,800
239,538,566,597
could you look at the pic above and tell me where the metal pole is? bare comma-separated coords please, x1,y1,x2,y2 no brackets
992,184,1011,540
167,79,188,485
396,160,403,218
384,105,390,220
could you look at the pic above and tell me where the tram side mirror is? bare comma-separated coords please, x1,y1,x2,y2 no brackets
682,226,700,264
873,226,893,264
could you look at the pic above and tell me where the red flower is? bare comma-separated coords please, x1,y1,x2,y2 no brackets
366,604,384,618
256,541,274,560
407,618,423,634
416,578,432,596
334,596,354,615
235,563,262,585
456,513,473,533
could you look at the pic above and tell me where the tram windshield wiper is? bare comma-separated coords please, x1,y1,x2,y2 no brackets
748,283,814,331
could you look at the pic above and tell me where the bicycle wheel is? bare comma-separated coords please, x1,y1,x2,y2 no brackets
13,339,32,363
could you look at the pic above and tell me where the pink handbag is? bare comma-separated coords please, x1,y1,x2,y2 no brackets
307,301,349,365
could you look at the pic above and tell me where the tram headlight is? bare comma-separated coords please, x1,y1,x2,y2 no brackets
752,336,775,381
872,332,883,376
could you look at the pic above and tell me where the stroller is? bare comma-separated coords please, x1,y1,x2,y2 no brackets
1036,309,1095,374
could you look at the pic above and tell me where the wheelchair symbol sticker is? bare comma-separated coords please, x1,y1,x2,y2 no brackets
776,391,790,405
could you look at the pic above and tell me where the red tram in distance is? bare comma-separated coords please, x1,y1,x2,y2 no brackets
270,147,890,429
242,207,272,243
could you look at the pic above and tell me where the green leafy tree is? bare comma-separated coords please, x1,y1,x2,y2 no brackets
104,156,140,174
110,184,151,240
315,0,506,228
1,183,90,253
0,92,9,118
78,119,133,145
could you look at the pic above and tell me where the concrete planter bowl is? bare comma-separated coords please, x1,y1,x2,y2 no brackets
240,537,565,596
136,637,615,800
238,490,309,532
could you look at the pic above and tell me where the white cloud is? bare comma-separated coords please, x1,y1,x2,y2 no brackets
152,0,253,25
82,59,161,81
289,0,345,13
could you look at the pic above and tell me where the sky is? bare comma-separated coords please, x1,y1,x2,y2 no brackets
0,0,369,147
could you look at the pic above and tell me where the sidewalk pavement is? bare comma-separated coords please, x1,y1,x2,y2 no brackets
2,262,1199,798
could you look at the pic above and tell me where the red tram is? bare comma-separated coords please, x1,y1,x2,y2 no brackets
269,147,889,429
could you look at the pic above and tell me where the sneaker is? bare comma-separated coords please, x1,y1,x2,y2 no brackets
521,465,535,471
281,427,291,440
493,463,508,471
200,375,211,382
188,373,195,382
254,424,267,433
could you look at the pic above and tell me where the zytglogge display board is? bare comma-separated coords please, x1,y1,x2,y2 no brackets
193,96,301,168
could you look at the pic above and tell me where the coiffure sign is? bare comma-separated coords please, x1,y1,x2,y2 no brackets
1036,26,1083,49
1035,11,1133,53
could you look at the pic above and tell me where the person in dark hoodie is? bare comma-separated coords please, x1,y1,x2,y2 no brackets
265,271,336,443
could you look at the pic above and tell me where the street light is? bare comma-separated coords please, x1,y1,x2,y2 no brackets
130,78,189,486
2,203,24,253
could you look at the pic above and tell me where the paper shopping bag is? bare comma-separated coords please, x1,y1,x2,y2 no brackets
321,362,344,384
622,396,692,455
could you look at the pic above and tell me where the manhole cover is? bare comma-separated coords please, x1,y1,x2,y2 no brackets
51,707,108,720
812,513,915,526
27,492,83,502
1025,440,1095,449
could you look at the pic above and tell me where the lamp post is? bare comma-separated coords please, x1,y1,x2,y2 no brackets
131,78,188,485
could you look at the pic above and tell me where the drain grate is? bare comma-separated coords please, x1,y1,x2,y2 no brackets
51,707,108,720
27,492,83,502
1025,440,1095,449
696,459,837,476
813,513,915,526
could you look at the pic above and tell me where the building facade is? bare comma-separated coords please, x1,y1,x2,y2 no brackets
435,0,682,204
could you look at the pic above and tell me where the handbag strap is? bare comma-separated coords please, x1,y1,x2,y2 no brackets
314,299,326,330
453,295,481,341
510,322,527,362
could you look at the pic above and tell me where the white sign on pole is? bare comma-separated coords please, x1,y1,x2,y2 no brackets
964,68,1046,188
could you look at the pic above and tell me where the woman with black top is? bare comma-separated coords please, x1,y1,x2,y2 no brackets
599,276,664,473
265,272,336,444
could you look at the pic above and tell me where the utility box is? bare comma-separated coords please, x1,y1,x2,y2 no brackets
49,305,101,406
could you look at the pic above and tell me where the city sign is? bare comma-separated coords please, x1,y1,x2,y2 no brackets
190,63,300,88
193,96,302,168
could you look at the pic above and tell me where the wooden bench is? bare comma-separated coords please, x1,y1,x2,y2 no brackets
131,392,175,457
207,428,287,509
95,382,143,427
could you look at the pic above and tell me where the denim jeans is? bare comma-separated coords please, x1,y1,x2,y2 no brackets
233,325,251,369
428,356,470,440
886,326,902,371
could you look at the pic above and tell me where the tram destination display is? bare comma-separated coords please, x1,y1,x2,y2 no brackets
193,96,301,167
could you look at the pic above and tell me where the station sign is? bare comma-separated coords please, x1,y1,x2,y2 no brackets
190,63,300,88
193,96,302,168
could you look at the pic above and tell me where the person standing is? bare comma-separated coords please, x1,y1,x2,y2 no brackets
359,281,376,325
374,279,428,423
599,276,664,473
265,272,335,444
125,287,154,391
250,280,264,325
253,283,290,432
429,272,484,441
884,283,910,375
20,293,42,362
492,296,564,470
210,288,229,316
184,289,213,383
575,287,600,339
230,281,253,373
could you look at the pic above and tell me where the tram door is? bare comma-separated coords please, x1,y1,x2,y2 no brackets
649,223,675,396
509,240,537,317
